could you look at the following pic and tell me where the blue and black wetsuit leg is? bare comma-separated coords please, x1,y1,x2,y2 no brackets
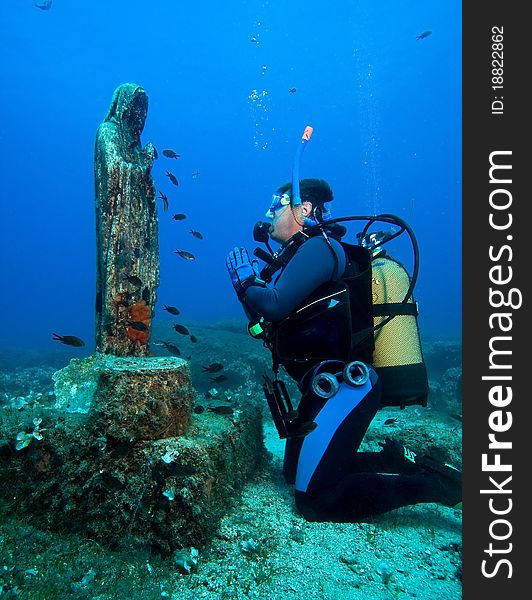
286,367,460,522
282,368,380,486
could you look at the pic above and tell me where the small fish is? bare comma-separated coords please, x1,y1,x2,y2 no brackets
34,0,52,9
416,30,432,40
123,274,142,287
142,287,151,305
207,406,234,415
52,333,85,347
288,87,297,93
126,321,149,332
175,249,195,261
202,363,224,373
173,324,190,335
163,305,180,315
194,405,205,414
190,335,198,343
166,171,179,186
163,149,181,159
153,341,181,356
162,341,181,356
250,36,258,43
173,213,187,221
210,375,228,383
153,146,159,159
158,191,169,211
384,418,399,426
191,171,200,179
190,229,203,240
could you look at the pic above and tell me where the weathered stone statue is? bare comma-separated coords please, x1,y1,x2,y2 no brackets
95,83,159,356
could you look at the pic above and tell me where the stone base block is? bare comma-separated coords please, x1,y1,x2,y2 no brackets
53,355,194,441
0,396,266,555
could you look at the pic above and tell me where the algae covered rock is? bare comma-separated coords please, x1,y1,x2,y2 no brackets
52,355,101,413
52,354,194,441
90,355,194,441
0,388,266,555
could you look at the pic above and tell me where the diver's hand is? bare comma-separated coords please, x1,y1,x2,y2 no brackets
226,247,261,297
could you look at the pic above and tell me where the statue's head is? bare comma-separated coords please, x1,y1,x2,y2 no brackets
105,83,148,136
124,88,148,135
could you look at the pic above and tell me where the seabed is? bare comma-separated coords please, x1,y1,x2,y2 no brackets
0,323,462,599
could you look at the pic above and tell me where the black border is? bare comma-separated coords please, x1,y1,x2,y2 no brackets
463,3,530,597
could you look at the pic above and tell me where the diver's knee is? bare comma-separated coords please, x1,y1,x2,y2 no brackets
294,491,321,522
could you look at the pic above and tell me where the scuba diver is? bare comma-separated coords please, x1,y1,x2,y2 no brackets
226,128,461,522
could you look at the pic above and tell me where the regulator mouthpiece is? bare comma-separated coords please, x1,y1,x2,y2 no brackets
253,221,271,243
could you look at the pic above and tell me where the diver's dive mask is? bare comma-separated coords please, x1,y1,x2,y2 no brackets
266,190,335,228
265,192,291,219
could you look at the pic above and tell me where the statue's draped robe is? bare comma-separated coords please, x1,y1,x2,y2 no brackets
95,83,159,356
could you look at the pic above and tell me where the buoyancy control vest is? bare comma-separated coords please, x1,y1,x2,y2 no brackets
250,216,429,409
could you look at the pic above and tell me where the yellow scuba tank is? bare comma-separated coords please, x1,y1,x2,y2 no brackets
370,253,428,408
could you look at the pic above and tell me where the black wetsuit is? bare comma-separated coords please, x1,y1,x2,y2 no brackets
243,234,459,521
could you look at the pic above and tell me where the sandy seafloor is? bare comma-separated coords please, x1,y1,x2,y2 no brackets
178,419,462,600
0,324,462,599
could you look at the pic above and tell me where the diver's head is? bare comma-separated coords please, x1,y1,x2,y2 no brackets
266,179,334,243
267,197,312,243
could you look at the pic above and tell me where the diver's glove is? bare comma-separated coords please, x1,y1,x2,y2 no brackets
226,247,265,299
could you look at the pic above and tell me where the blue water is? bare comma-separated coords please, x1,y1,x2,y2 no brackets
0,0,461,352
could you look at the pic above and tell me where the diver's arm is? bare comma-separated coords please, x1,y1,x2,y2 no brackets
243,236,345,322
240,299,261,322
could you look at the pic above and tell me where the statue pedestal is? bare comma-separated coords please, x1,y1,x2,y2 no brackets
91,355,193,442
53,355,193,441
1,356,266,554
